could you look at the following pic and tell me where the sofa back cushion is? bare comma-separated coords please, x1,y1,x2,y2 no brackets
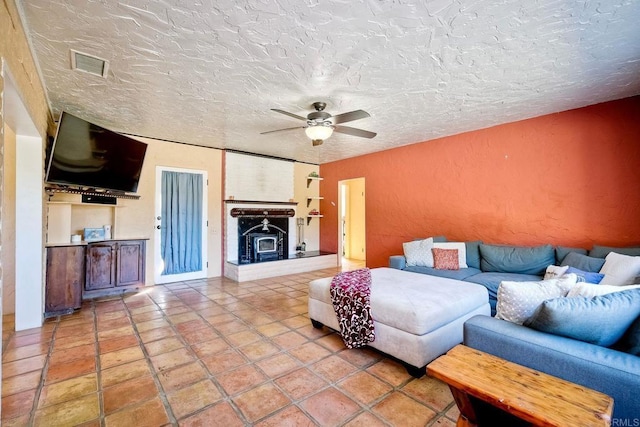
479,244,555,275
555,246,588,264
465,241,483,270
560,252,606,273
589,245,640,259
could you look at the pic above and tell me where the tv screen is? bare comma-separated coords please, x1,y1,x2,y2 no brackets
45,112,147,193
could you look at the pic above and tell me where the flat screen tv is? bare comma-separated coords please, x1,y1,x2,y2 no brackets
45,112,147,193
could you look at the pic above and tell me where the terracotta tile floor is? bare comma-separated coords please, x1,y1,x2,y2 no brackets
1,267,458,426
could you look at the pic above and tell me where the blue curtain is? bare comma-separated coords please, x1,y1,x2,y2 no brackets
161,171,203,275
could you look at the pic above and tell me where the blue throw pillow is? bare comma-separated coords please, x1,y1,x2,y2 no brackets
524,289,640,347
555,246,588,264
565,266,604,284
560,252,606,273
479,244,555,275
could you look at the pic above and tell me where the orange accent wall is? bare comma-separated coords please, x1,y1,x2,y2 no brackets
319,96,640,268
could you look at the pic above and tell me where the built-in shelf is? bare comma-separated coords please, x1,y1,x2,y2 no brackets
306,214,323,225
47,201,123,207
306,196,324,207
46,200,120,245
45,186,140,200
224,200,298,205
306,176,323,188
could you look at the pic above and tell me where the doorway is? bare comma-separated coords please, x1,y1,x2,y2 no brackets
154,166,208,284
339,178,366,269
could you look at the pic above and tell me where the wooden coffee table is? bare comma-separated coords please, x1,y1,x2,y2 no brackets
427,345,613,427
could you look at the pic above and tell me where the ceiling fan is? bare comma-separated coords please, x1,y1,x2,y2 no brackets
261,102,377,146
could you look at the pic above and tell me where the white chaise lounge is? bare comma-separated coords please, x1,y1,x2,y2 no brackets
308,267,490,376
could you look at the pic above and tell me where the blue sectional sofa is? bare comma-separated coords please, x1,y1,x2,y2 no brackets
390,239,640,422
390,240,640,315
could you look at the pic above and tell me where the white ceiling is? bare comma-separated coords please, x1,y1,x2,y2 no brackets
16,0,640,164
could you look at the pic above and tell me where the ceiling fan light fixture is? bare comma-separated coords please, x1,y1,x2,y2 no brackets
305,123,334,141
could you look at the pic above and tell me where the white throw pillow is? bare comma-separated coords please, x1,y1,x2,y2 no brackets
496,274,578,325
543,265,569,280
433,242,468,268
403,238,434,267
599,252,640,286
567,282,640,298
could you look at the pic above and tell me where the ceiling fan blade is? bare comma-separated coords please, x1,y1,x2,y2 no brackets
271,109,307,121
334,125,377,139
330,109,370,125
260,126,305,135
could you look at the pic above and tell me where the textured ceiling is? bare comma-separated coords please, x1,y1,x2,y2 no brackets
16,0,640,164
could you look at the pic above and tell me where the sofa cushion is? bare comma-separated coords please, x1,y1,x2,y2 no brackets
479,244,555,275
465,241,483,270
560,252,605,273
599,252,640,286
555,246,588,264
465,272,544,315
589,245,640,259
565,266,604,284
403,238,433,267
432,248,459,270
403,266,482,281
525,288,640,347
496,274,578,325
433,242,467,268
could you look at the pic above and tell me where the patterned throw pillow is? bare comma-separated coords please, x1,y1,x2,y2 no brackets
403,238,434,267
433,242,468,268
496,274,578,325
432,248,459,270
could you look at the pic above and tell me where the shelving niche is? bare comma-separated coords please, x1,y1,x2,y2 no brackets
46,193,121,244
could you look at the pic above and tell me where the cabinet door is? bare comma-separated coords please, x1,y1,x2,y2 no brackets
116,240,146,287
86,242,117,290
45,246,84,313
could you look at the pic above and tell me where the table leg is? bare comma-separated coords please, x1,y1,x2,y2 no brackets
449,386,478,427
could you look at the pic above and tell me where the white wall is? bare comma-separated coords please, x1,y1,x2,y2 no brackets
225,152,294,202
15,135,44,330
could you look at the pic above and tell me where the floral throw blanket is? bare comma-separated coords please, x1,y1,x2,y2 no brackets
329,268,375,349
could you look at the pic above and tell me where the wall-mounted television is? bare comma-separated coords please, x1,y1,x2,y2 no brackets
45,112,147,193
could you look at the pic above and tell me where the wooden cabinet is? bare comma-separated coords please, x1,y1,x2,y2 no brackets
45,246,84,317
85,240,146,296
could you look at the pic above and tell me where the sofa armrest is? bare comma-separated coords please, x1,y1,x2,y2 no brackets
389,255,406,270
463,315,640,422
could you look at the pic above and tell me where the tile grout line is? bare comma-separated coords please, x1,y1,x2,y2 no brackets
91,300,107,427
27,315,60,426
124,290,181,426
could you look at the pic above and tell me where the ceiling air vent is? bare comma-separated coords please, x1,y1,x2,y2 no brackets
70,49,109,78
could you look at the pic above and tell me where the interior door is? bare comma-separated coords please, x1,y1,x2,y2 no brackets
154,166,208,284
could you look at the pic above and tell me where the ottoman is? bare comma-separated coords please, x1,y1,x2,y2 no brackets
308,267,490,376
